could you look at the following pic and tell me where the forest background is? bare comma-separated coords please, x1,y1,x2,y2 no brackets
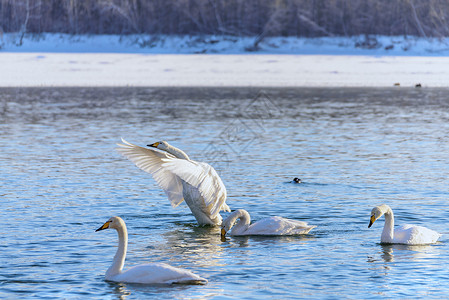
1,0,447,40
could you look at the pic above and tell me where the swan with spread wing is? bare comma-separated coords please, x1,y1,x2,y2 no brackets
116,139,230,225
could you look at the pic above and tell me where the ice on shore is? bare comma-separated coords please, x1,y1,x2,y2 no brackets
2,33,449,56
1,33,449,87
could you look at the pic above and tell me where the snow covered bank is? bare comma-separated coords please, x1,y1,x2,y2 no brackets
2,33,449,56
2,53,448,87
1,34,449,87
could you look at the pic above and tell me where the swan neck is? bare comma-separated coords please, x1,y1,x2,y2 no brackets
165,144,190,160
228,209,251,234
381,209,394,243
107,225,127,277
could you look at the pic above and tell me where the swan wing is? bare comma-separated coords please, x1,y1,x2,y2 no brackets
245,217,316,235
394,224,441,245
116,139,184,208
161,158,229,218
114,263,207,285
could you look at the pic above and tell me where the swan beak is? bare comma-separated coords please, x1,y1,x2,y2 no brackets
220,228,227,242
368,215,376,228
96,221,110,232
148,142,160,148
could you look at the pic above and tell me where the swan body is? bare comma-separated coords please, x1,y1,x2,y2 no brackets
368,204,441,245
221,209,316,236
96,217,207,285
116,139,230,225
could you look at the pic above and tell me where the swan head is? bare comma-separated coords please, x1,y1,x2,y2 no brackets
293,177,301,183
96,216,125,232
221,217,235,237
368,205,390,228
220,209,250,237
148,141,169,150
221,225,229,237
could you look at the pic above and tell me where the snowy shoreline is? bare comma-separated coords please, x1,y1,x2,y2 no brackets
1,34,449,87
3,33,449,55
2,53,449,88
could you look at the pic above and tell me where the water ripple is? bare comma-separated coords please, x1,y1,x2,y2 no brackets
1,87,449,299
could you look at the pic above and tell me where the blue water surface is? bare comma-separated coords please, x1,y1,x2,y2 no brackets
1,87,448,299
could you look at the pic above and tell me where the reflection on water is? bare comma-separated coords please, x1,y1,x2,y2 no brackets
378,243,441,263
106,280,205,300
366,241,445,298
1,87,449,299
221,234,317,247
107,282,131,300
161,225,226,268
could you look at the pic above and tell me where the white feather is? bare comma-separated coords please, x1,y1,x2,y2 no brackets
161,158,228,219
369,204,441,245
222,209,316,236
117,139,184,208
116,139,229,225
97,217,207,285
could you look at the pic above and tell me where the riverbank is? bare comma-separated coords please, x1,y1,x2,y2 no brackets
1,53,448,87
1,34,449,87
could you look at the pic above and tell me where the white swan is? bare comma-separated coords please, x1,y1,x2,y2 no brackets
368,204,441,245
96,216,207,285
116,139,230,226
221,209,316,236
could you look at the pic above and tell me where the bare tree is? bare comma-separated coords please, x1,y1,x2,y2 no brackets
408,0,427,37
99,0,140,33
18,0,30,45
1,0,449,39
0,25,4,48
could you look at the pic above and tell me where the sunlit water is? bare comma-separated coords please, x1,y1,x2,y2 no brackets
1,87,449,299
